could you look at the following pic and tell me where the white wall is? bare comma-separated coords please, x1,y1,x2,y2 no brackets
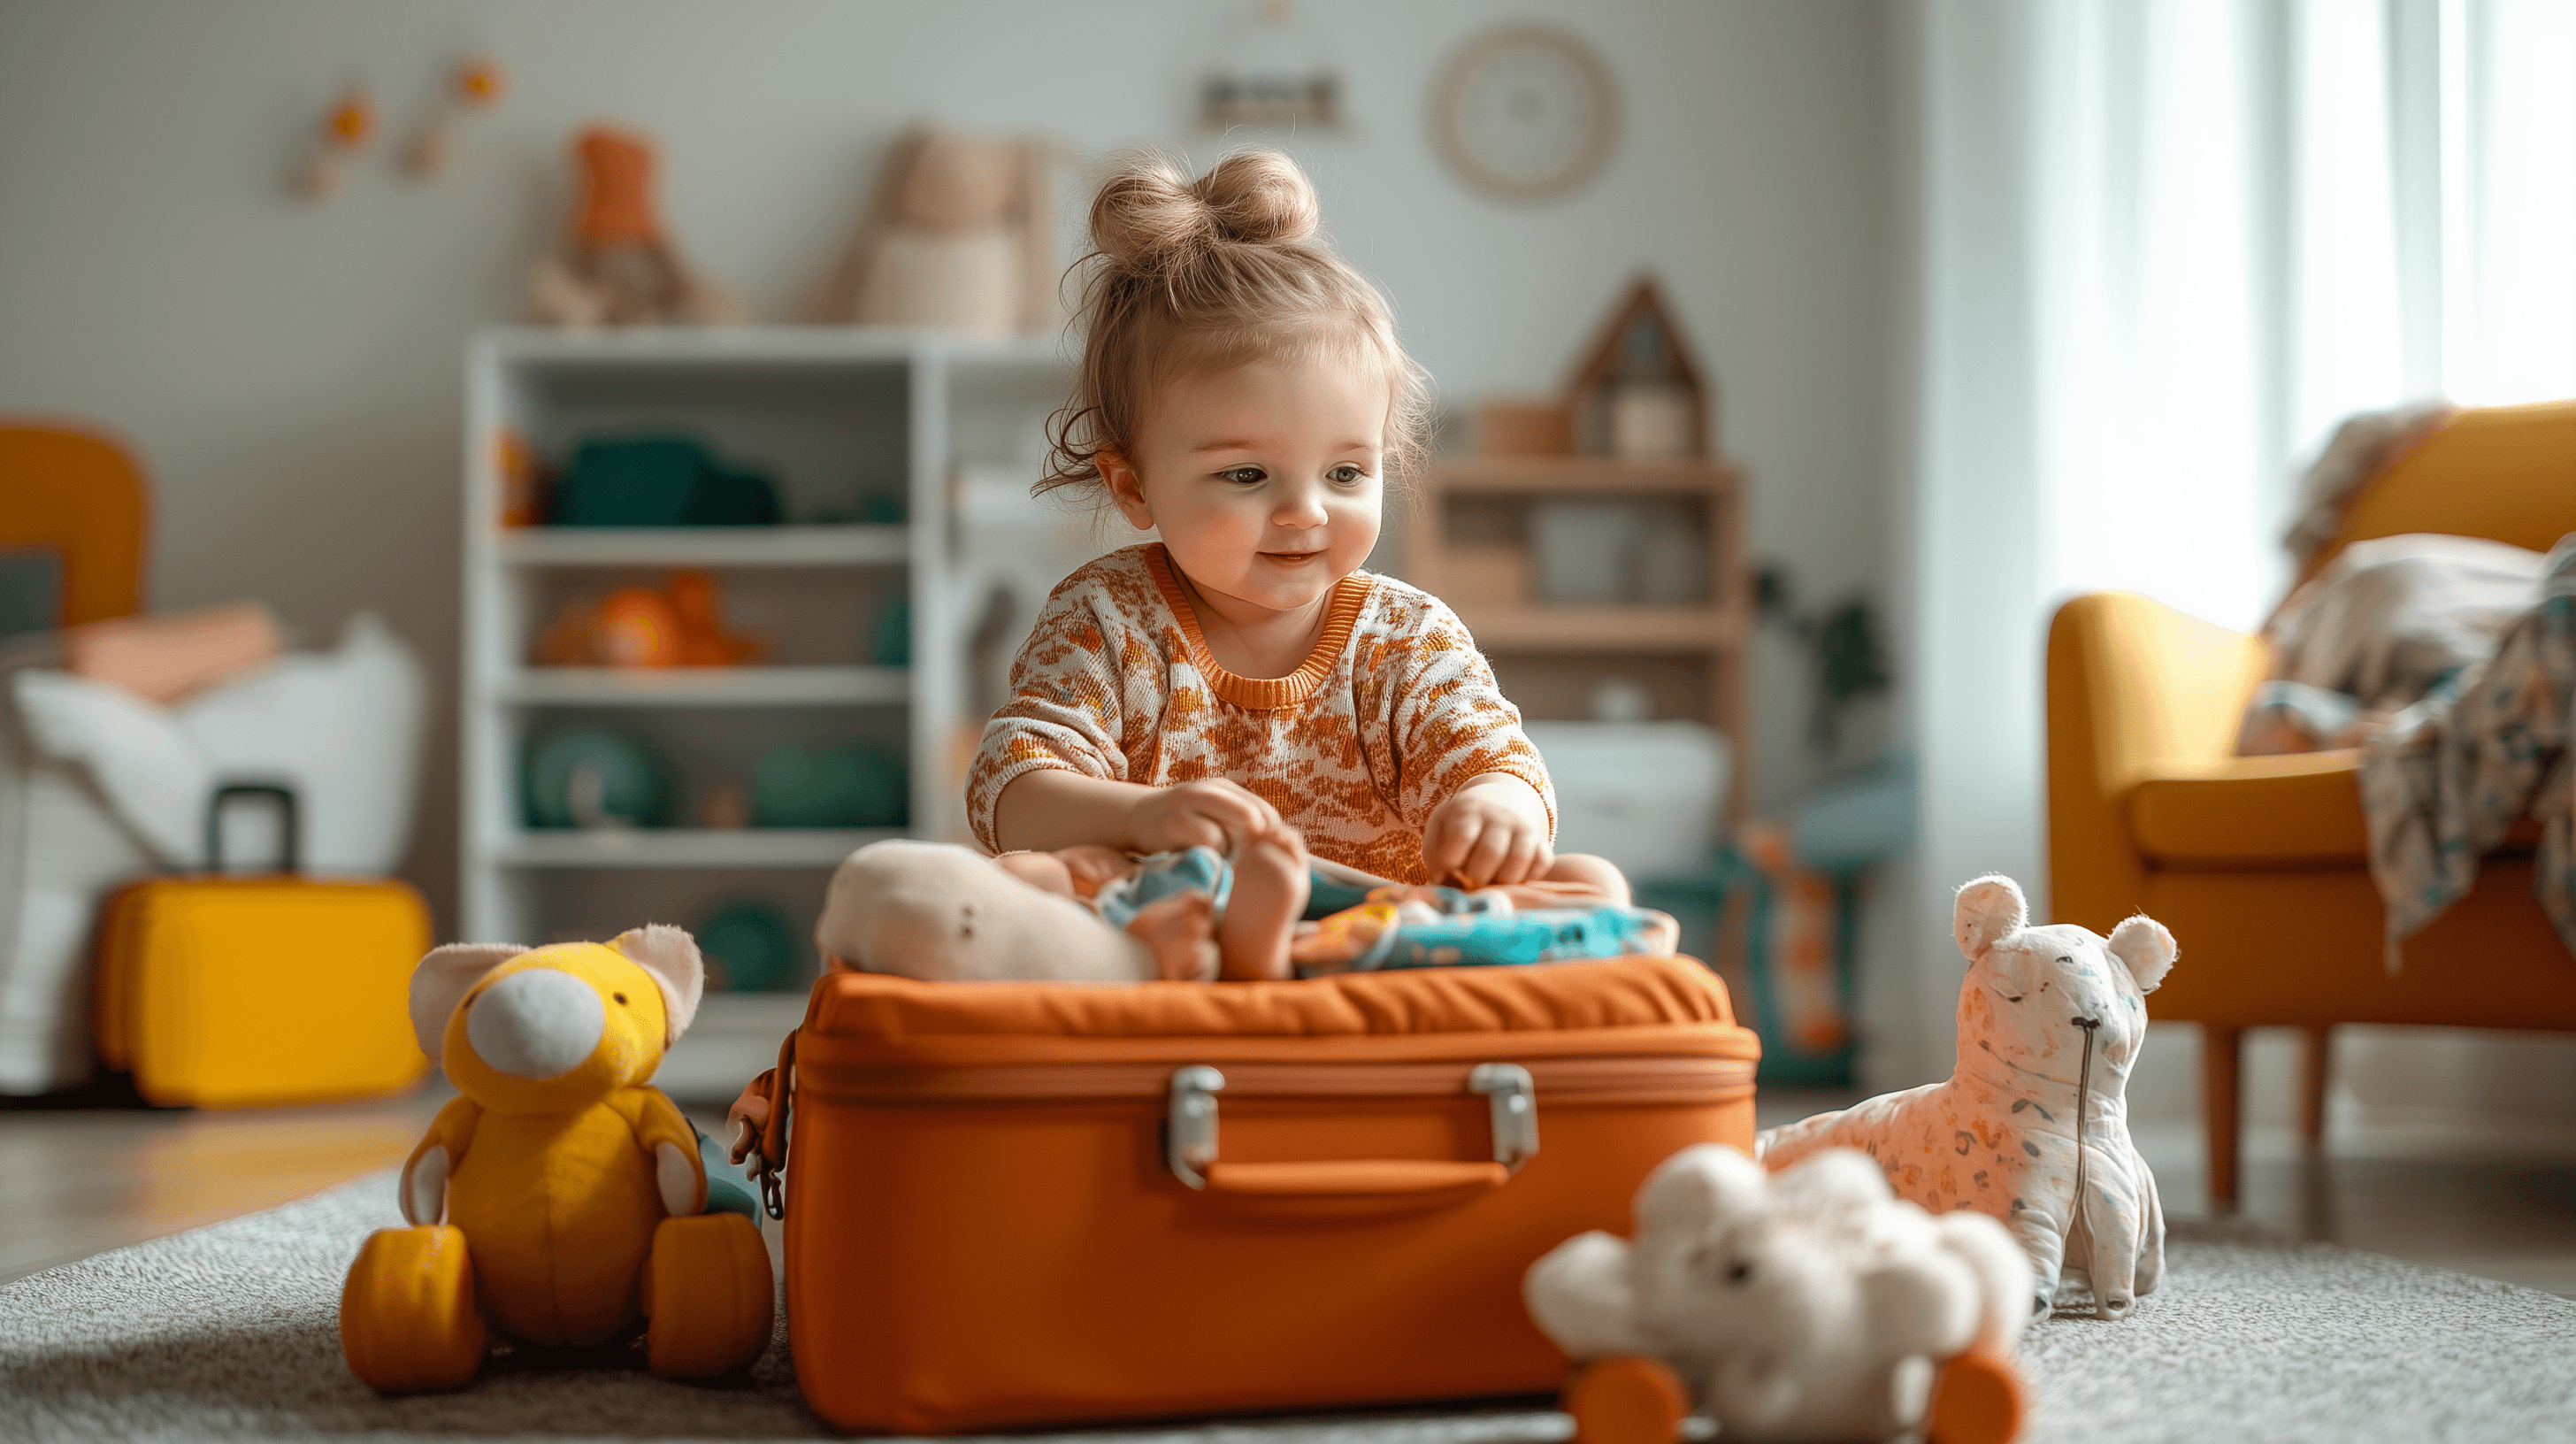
0,2,1899,948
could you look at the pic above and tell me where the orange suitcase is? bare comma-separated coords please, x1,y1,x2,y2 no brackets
750,955,1758,1433
92,784,430,1108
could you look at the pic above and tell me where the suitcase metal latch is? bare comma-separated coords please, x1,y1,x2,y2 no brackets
1468,1063,1539,1172
1166,1065,1225,1189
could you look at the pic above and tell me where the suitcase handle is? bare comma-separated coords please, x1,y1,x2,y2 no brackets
1165,1062,1538,1205
207,783,300,873
1200,1159,1508,1211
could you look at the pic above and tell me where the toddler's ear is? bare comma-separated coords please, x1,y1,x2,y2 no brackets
613,926,705,1043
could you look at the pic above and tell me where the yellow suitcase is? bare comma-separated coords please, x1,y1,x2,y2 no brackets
92,785,431,1108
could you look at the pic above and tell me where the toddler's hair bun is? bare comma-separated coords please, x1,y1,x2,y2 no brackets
1090,149,1321,270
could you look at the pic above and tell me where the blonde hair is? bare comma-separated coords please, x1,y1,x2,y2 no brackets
1040,149,1430,500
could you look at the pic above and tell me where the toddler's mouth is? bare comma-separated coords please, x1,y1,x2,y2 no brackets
1259,549,1325,565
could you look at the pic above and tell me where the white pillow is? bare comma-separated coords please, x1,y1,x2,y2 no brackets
177,611,426,874
8,611,426,874
9,670,207,864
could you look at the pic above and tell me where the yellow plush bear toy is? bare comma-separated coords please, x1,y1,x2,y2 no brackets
340,926,772,1391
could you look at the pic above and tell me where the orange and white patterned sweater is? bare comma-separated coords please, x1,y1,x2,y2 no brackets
966,543,1554,884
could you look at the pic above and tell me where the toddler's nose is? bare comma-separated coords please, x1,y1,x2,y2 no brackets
1271,485,1330,529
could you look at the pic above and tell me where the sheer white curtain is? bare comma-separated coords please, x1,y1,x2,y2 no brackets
1898,0,2576,1078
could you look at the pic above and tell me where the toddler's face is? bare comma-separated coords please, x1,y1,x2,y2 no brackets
1108,356,1385,617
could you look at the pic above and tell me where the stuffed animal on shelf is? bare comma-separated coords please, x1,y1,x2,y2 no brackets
533,570,769,669
801,125,1062,336
1757,873,2178,1320
1525,1144,2032,1444
529,125,740,327
339,926,772,1391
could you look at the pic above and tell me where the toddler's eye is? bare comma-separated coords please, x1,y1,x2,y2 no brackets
1328,465,1368,486
1219,466,1266,486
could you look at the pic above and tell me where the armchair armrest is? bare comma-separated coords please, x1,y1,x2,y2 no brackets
2046,593,2272,930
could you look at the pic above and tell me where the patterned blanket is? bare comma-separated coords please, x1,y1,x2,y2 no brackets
2358,534,2576,967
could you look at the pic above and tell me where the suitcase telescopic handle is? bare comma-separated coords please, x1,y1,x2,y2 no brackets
1164,1063,1539,1210
206,783,301,874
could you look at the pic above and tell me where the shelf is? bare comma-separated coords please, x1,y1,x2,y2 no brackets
1458,606,1745,651
494,526,908,567
1428,457,1738,495
492,829,895,869
500,665,910,707
479,325,1062,368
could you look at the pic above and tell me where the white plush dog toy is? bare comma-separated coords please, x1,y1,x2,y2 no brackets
1758,873,2177,1319
1526,1144,2030,1443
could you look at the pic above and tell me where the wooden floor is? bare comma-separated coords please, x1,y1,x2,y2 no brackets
4,1084,2573,1296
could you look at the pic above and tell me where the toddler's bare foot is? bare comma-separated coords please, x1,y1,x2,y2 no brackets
1125,891,1219,981
1053,844,1138,901
993,850,1077,897
1221,822,1312,982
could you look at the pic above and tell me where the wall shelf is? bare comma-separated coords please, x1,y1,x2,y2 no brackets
499,665,911,708
494,828,901,870
497,526,909,568
1405,454,1750,824
1464,607,1747,651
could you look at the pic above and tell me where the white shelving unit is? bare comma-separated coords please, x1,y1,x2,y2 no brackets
459,327,1069,1095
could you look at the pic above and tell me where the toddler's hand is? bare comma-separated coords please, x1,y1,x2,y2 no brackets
1125,778,1284,856
1422,775,1552,889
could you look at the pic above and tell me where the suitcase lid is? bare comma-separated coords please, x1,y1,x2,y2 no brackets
803,955,1737,1043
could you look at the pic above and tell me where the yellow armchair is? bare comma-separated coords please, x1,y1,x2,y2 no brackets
2045,400,2576,1207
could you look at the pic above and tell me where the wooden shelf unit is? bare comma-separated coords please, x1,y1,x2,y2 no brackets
1405,456,1749,811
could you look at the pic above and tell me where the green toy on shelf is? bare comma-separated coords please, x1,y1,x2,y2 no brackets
550,434,780,527
749,741,905,829
695,899,801,991
524,724,669,829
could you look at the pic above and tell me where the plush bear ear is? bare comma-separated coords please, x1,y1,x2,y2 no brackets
1953,874,2029,962
410,943,526,1063
2107,914,2178,994
613,925,704,1044
1633,1142,1768,1238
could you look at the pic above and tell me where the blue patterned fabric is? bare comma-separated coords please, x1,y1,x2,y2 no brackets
2358,534,2576,965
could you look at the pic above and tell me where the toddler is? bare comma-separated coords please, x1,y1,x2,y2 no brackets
966,147,1629,978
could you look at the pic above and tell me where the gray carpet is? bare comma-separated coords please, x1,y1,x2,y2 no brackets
4,1171,2572,1442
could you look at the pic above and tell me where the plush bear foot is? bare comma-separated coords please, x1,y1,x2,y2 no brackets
341,1224,490,1392
643,1213,774,1377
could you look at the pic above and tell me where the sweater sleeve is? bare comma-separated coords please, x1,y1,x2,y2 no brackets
1382,596,1557,838
964,576,1134,852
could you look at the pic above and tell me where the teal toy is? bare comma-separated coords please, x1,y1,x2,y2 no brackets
873,596,911,668
695,900,800,992
524,724,669,829
750,742,906,828
551,434,781,527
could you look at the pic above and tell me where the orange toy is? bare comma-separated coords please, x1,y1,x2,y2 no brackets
528,125,738,326
533,571,765,669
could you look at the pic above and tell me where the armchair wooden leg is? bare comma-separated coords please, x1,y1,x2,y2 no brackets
2203,1025,2242,1211
2300,1024,2334,1151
